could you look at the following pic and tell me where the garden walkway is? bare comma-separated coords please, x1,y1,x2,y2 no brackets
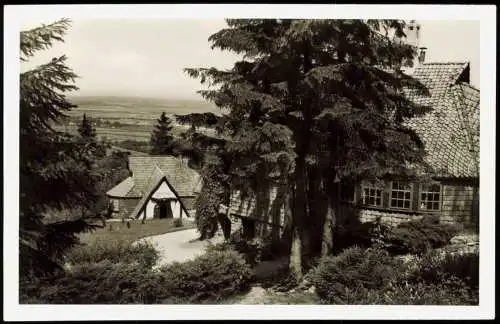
135,228,225,267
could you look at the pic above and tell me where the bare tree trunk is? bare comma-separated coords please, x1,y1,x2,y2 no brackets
289,156,307,281
321,180,338,257
289,225,303,279
321,201,334,257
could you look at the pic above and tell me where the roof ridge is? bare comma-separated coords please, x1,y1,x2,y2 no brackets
457,82,480,93
420,61,469,66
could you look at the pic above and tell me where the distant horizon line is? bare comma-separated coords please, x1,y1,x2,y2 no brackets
67,93,210,102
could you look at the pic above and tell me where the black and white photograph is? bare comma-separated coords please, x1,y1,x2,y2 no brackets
3,4,495,321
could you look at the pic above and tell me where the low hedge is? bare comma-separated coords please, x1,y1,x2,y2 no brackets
383,218,459,255
21,247,253,304
409,250,479,289
310,247,405,304
65,240,159,268
158,248,253,303
309,246,479,305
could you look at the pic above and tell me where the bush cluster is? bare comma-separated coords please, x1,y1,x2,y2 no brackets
310,247,405,304
334,217,459,256
157,248,253,303
20,261,162,304
65,240,159,268
309,247,478,305
381,217,459,255
20,247,252,304
409,250,479,289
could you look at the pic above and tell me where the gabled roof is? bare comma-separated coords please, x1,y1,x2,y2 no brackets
128,165,191,219
106,156,201,199
405,61,479,178
129,156,200,197
106,176,135,198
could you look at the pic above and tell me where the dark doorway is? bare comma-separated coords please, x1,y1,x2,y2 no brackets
242,218,256,240
155,200,173,219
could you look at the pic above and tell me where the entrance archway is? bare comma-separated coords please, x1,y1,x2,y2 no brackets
154,199,174,219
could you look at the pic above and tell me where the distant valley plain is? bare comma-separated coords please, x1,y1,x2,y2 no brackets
55,95,220,143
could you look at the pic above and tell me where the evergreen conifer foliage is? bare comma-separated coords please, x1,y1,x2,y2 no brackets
77,114,96,140
150,112,176,155
20,19,102,279
185,19,432,278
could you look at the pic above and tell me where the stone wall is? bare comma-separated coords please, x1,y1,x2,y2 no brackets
359,208,426,226
440,184,478,226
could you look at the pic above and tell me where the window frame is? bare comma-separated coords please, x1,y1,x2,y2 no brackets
360,181,384,208
389,180,413,211
418,182,443,212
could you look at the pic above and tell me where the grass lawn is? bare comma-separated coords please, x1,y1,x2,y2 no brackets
79,218,196,245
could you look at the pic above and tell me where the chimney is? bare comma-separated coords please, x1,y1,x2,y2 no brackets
418,47,427,64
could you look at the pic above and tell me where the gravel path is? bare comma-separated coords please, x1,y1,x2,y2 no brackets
135,228,225,267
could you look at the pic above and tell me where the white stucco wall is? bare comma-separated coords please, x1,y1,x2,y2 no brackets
138,180,188,219
152,182,177,199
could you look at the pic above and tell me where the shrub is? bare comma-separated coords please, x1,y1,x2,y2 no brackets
381,279,477,305
410,250,479,289
21,248,252,304
310,247,405,304
173,218,183,228
158,248,253,303
20,261,164,304
383,218,459,255
65,240,159,268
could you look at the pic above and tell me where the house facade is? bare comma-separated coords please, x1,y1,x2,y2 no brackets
106,156,201,220
354,61,479,227
227,60,480,237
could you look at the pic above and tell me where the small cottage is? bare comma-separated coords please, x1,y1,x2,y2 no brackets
106,156,201,220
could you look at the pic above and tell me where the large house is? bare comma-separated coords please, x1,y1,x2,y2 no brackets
106,156,201,220
227,59,479,238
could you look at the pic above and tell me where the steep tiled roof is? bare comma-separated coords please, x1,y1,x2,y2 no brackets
129,166,173,219
405,62,479,178
408,62,469,107
106,176,135,198
106,156,201,199
128,156,200,197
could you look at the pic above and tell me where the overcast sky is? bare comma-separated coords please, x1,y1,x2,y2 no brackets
21,19,480,100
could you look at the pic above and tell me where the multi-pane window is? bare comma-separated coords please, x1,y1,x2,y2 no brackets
390,181,412,209
419,183,441,211
361,183,383,207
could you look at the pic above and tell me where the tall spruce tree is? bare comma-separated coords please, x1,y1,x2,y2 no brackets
184,19,432,279
77,113,96,140
20,19,102,279
77,113,107,158
150,112,176,155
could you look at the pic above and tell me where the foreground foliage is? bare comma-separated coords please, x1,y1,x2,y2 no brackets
20,246,252,304
20,18,105,279
333,217,459,256
309,247,479,305
65,240,159,269
157,248,253,303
